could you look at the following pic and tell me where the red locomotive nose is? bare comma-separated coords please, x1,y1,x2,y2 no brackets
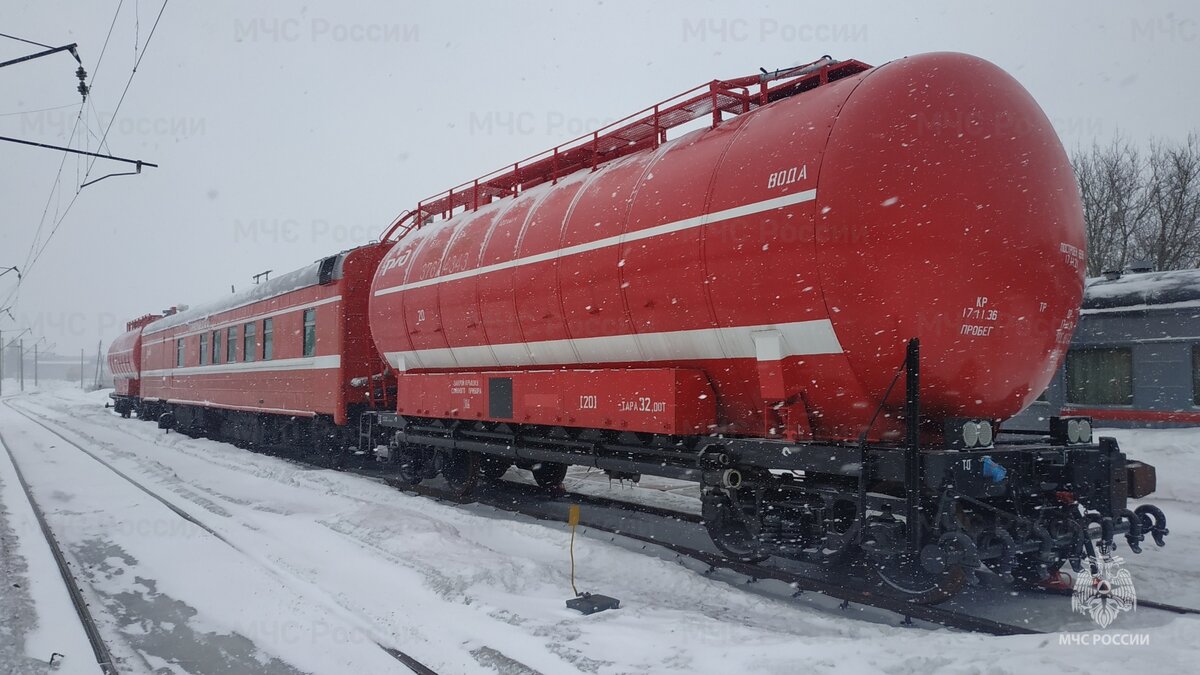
815,52,1085,426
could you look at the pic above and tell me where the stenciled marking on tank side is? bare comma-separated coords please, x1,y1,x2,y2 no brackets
959,295,1000,337
1054,240,1083,348
1059,241,1085,273
1055,307,1078,348
449,377,483,412
377,250,412,277
766,164,807,189
617,397,668,414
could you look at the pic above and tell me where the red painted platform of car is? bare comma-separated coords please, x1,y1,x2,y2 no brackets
397,368,717,435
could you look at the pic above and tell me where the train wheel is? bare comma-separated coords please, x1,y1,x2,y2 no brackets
531,462,568,490
704,495,770,564
479,457,513,481
867,556,966,605
395,445,426,485
441,450,480,499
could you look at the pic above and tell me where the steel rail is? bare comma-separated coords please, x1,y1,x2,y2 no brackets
4,400,439,675
0,425,119,674
391,480,1043,636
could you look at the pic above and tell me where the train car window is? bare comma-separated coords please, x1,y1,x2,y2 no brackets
303,309,316,357
176,338,184,368
244,322,257,362
212,330,221,364
1065,348,1133,405
227,326,238,362
263,318,274,360
1193,345,1200,406
318,256,337,285
200,333,208,365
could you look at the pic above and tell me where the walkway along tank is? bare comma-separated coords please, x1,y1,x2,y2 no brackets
365,53,1167,602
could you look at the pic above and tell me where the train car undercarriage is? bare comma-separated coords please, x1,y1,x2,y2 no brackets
368,411,1167,603
119,340,1170,605
364,340,1170,604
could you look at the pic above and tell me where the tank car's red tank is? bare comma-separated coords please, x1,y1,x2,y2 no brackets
108,313,159,414
369,52,1085,441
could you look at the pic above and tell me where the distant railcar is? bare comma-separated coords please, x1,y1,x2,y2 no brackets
131,243,391,452
1012,268,1200,428
107,314,157,417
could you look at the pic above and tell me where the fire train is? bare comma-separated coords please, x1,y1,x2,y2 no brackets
108,52,1168,603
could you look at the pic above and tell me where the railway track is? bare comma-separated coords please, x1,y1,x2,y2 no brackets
0,427,118,674
505,479,1200,621
390,479,1046,636
3,399,440,675
1025,584,1200,616
16,397,1199,643
376,471,1200,635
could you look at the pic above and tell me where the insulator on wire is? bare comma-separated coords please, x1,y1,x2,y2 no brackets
76,66,88,100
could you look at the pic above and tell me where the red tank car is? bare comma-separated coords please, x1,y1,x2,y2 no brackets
361,54,1172,594
368,52,1084,443
136,242,392,451
107,314,159,417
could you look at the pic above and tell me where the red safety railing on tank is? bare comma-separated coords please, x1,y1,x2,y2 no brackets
379,56,870,243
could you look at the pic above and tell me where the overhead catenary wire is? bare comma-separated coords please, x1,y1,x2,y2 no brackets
88,0,126,90
0,102,86,312
3,0,127,311
0,102,80,117
0,31,53,49
82,0,167,185
7,0,168,308
18,104,86,275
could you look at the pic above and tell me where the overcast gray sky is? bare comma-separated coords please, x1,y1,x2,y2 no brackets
2,0,1198,356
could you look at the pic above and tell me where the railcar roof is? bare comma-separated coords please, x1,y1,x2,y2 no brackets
1083,268,1200,312
142,254,348,335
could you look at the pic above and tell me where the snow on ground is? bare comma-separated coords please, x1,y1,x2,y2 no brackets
1085,427,1200,609
1,377,43,398
0,422,99,674
1,383,1198,674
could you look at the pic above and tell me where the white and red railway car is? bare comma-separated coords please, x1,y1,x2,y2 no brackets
133,243,391,450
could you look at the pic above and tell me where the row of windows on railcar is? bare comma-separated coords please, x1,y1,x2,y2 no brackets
175,308,317,368
1063,344,1200,407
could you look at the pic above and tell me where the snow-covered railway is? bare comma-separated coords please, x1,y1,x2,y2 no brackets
4,387,1200,674
1,399,439,675
0,423,116,675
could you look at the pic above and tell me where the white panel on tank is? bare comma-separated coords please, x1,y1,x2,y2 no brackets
751,329,784,361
